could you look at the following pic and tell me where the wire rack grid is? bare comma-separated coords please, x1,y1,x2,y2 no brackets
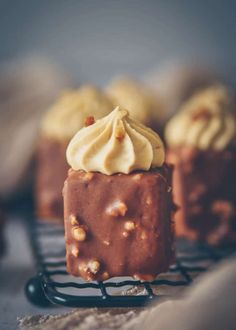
25,219,236,308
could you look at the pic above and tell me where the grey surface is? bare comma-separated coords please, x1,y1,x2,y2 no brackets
0,0,236,85
0,216,72,330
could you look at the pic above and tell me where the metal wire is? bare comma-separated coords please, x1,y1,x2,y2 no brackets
26,219,236,307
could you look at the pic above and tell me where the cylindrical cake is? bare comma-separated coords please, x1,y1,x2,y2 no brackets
165,85,236,245
64,107,175,281
168,147,236,244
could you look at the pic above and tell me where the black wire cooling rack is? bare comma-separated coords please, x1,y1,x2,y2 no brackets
25,219,236,308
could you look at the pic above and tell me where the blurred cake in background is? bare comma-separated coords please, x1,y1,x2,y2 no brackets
144,63,221,123
165,85,236,245
0,57,70,202
106,77,164,132
36,85,113,222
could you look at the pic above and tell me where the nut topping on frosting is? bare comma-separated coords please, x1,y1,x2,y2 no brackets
165,85,236,151
66,106,165,175
85,116,95,127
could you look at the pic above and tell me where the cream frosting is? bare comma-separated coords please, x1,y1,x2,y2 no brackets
41,85,113,140
66,106,165,175
165,85,236,150
107,77,162,126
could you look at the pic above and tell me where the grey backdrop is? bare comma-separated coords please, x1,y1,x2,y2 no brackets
0,0,236,85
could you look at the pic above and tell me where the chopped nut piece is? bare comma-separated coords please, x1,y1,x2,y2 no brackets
78,263,87,273
102,272,110,280
88,260,100,274
132,173,143,181
106,200,128,217
115,126,125,142
78,263,93,281
71,246,79,257
85,116,95,126
73,227,86,241
119,202,128,216
83,172,94,182
103,240,111,246
146,196,152,205
70,215,79,226
122,231,129,238
124,221,136,231
140,230,148,240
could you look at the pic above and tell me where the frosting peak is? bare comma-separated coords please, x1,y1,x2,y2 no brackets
66,107,165,175
165,85,236,151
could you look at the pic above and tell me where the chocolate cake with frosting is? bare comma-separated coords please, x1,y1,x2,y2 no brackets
36,86,113,222
63,107,175,281
165,85,236,245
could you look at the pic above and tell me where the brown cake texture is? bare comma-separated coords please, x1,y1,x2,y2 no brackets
63,165,175,281
168,147,236,245
36,137,69,221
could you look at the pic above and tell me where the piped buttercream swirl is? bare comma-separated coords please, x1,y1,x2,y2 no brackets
66,106,165,175
165,85,236,150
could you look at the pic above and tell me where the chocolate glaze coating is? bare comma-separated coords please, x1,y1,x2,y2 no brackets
63,165,175,281
36,137,69,222
168,147,236,245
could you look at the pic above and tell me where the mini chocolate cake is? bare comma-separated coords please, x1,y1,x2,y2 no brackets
36,86,113,222
36,138,69,221
165,85,236,245
168,147,236,245
64,107,175,281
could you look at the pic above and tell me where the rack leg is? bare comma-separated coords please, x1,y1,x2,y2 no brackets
25,276,52,307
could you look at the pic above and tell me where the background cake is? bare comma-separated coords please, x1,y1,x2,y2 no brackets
64,107,175,281
165,85,236,245
107,77,164,133
36,85,114,222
